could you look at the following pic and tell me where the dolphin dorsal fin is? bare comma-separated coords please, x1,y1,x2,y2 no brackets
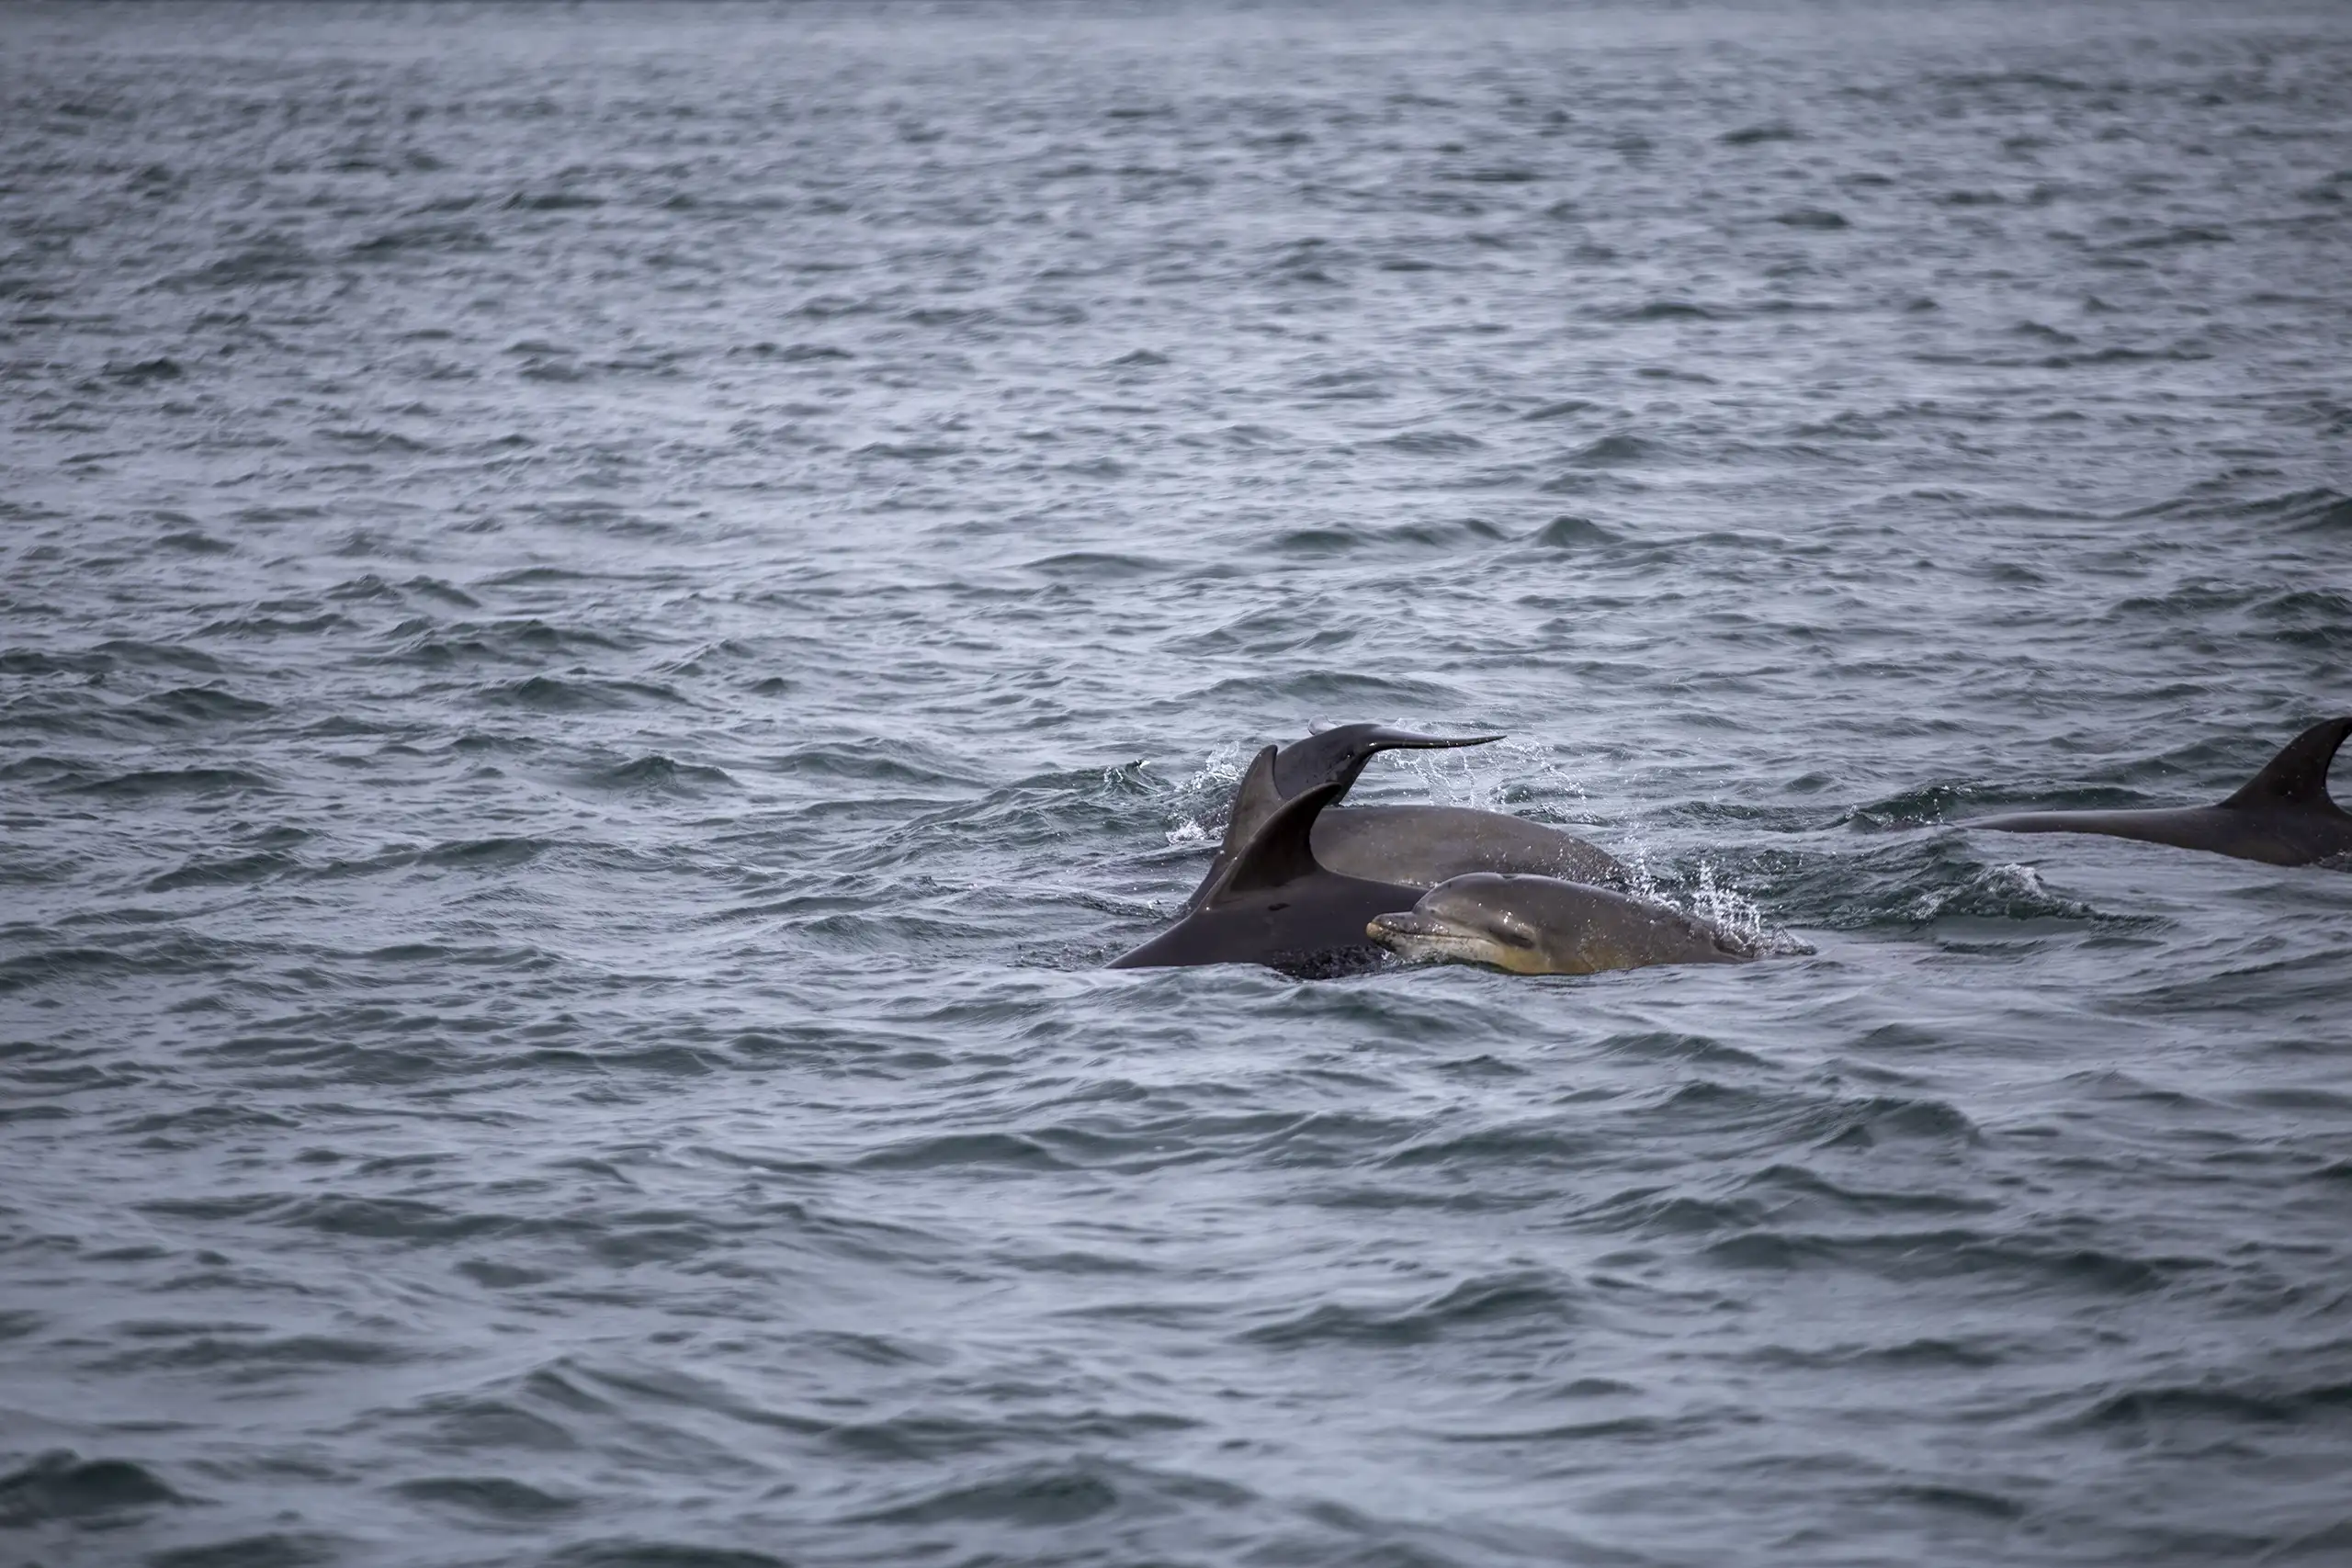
1182,745,1289,914
2220,716,2352,812
1272,723,1506,799
1219,744,1286,859
1199,778,1351,906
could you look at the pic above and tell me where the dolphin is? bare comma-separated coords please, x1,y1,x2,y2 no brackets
1366,873,1756,976
1114,745,1422,975
1969,716,2352,868
1190,723,1625,909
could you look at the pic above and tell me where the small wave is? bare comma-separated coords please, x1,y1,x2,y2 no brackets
771,742,969,788
484,675,683,712
394,1475,582,1520
1702,1228,2175,1293
1380,1122,1600,1172
548,1542,787,1568
105,355,183,384
147,851,298,891
1808,1096,1985,1150
1263,526,1358,555
194,613,345,637
90,1330,414,1375
1557,433,1654,467
1377,516,1508,548
1243,1270,1576,1346
127,685,272,727
854,1131,1069,1172
90,637,221,673
1903,862,2122,929
1443,163,1541,183
737,340,854,361
1611,299,1718,321
1370,428,1485,454
71,766,273,798
0,936,238,994
168,240,315,289
852,1461,1136,1528
420,836,548,871
1022,550,1169,580
2076,1378,2352,1430
506,189,605,211
147,1532,345,1568
1525,513,1624,548
0,649,109,678
319,425,432,454
583,754,736,793
349,221,494,256
0,1450,183,1528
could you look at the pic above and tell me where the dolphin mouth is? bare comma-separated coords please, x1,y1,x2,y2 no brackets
1366,909,1503,964
1367,910,1451,940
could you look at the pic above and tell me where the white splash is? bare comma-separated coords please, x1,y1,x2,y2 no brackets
1164,740,1251,846
1688,862,1768,948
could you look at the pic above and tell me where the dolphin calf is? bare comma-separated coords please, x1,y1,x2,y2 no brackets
1190,723,1625,909
1969,716,2352,868
1115,745,1421,975
1366,873,1756,976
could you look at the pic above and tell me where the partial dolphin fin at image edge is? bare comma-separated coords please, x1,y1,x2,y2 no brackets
2221,716,2351,810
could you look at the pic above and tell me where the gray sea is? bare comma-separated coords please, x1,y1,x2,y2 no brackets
4,3,2350,1564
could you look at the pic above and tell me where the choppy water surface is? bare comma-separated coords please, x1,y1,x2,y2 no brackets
5,3,2351,1563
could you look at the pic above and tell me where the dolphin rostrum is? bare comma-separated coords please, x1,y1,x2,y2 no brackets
1969,716,2352,867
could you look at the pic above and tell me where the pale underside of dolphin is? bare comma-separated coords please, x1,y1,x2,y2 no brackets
1968,716,2352,868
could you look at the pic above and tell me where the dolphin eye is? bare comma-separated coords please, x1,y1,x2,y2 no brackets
1492,917,1536,949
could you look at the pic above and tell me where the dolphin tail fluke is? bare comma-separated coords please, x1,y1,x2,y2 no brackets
1272,723,1505,799
2220,716,2351,811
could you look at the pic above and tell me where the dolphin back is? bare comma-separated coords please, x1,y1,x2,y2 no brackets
1970,716,2352,867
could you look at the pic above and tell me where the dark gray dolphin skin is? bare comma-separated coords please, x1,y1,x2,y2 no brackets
1314,805,1627,889
1190,723,1625,909
1114,745,1422,976
1970,716,2352,867
1367,873,1756,976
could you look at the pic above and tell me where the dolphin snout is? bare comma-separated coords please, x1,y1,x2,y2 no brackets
1366,909,1449,941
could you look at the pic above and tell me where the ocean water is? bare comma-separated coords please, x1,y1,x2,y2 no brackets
4,2,2350,1564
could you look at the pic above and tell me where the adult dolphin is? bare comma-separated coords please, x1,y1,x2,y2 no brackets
1188,723,1626,911
1366,873,1756,976
1969,716,2352,867
1114,745,1421,975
